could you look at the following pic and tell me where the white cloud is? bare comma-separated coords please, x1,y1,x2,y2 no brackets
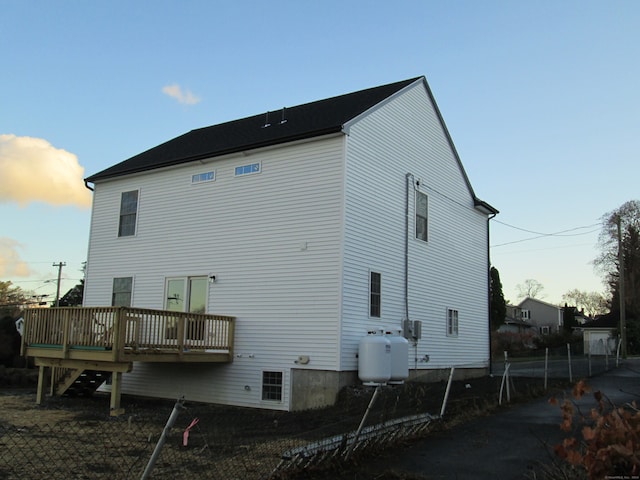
0,134,92,208
162,84,201,105
0,238,31,277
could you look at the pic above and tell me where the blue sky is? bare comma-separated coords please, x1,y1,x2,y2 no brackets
1,1,638,306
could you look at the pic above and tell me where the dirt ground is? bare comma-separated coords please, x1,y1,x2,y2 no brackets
0,372,563,479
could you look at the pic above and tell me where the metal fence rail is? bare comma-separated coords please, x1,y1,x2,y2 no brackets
492,342,620,384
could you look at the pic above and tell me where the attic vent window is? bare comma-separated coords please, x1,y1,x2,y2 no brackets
192,171,215,184
235,163,261,176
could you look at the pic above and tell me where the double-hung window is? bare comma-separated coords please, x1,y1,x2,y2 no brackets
112,277,133,307
415,191,428,242
447,308,459,336
118,190,139,237
262,371,283,401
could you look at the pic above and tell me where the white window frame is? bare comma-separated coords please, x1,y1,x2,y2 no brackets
191,171,216,184
415,190,428,242
234,162,261,177
261,370,284,402
118,189,139,237
164,276,209,314
369,271,381,318
447,308,459,337
112,276,134,307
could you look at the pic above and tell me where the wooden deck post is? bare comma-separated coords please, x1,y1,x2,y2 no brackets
110,371,124,416
36,365,46,405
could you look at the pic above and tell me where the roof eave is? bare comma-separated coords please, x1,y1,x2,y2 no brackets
85,126,344,183
474,198,499,215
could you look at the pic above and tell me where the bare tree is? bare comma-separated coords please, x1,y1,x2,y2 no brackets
516,279,544,299
562,289,609,318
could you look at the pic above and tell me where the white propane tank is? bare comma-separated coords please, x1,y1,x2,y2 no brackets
358,330,391,385
386,329,409,384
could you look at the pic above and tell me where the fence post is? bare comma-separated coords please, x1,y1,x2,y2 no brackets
440,367,455,417
141,397,185,480
588,349,592,377
567,343,573,383
605,344,609,370
544,347,548,390
499,363,511,405
345,385,381,459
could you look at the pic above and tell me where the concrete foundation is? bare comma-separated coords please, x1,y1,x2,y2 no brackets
289,367,488,411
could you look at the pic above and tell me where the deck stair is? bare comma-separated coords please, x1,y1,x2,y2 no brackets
55,368,110,397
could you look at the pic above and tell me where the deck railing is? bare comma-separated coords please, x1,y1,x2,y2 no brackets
22,307,235,362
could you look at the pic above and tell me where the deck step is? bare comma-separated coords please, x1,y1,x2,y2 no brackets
57,369,110,397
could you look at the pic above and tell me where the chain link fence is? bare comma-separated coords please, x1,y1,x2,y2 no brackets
0,379,465,480
492,339,621,383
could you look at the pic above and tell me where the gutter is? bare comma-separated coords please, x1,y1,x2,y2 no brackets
487,211,497,374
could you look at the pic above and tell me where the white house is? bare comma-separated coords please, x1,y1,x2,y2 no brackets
83,76,498,411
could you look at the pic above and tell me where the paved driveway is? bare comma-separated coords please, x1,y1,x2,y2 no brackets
372,358,640,479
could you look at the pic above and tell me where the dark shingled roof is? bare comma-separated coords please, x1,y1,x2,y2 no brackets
86,77,422,182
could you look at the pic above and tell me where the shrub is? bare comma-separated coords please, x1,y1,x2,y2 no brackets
491,331,536,358
550,380,640,478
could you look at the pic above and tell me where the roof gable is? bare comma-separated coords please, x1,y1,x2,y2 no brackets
86,77,422,182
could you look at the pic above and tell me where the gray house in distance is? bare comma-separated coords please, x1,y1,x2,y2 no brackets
83,76,498,411
518,297,563,335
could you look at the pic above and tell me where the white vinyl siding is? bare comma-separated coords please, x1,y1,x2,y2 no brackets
85,135,345,410
84,80,493,410
341,81,490,370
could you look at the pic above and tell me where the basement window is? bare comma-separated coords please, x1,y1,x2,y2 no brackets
262,371,283,401
235,162,261,176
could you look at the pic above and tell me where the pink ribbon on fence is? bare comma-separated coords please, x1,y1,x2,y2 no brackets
183,418,200,446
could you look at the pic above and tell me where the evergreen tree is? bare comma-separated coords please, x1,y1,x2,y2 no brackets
490,266,507,330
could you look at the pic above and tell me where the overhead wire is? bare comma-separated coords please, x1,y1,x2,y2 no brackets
490,220,601,248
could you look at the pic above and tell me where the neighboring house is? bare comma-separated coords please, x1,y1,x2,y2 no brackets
83,76,498,412
580,314,618,355
518,297,563,335
498,304,537,335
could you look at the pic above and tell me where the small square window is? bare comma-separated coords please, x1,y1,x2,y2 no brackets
262,371,283,401
447,308,459,336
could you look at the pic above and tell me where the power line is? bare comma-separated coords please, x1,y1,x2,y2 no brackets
492,219,600,236
491,220,601,247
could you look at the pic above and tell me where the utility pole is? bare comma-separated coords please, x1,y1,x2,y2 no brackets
617,217,627,358
53,262,66,307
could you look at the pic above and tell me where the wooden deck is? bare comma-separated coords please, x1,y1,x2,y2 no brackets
21,306,235,414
